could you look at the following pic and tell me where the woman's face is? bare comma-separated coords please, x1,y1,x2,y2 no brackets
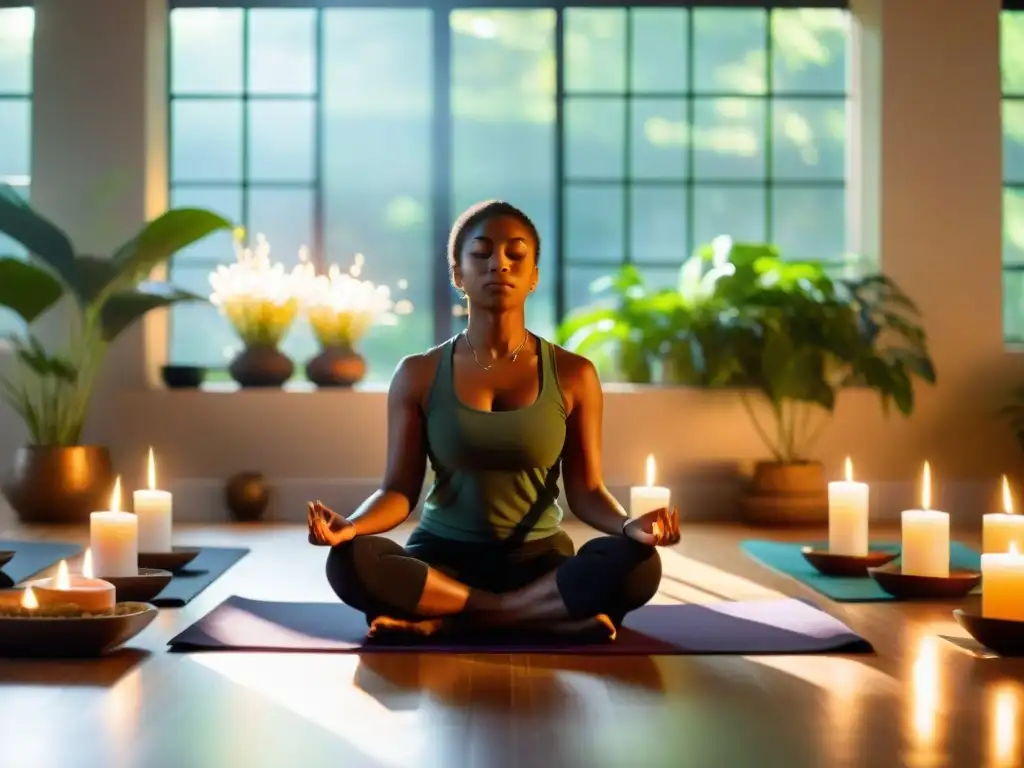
453,214,538,311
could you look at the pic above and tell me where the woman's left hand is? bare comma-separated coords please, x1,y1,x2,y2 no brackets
623,506,680,547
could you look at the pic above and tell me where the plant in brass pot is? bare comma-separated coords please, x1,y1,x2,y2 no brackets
0,183,229,523
682,237,936,525
208,231,307,388
299,253,412,388
555,264,708,384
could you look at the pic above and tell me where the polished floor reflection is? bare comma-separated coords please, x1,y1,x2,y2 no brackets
0,521,1019,768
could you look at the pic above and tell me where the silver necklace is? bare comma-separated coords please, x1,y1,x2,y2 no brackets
462,330,528,371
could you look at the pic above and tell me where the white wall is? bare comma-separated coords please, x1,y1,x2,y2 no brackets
1,0,1020,526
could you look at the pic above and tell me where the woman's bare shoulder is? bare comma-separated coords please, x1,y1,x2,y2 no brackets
390,342,448,401
548,341,600,407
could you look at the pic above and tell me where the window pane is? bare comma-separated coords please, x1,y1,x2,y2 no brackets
564,9,626,93
565,185,624,263
0,99,30,180
170,8,243,94
1002,13,1024,96
564,264,614,314
171,100,243,182
1005,271,1024,341
1004,188,1024,265
565,98,625,180
693,9,767,95
246,187,314,266
1005,101,1024,185
693,98,765,179
693,185,766,248
168,266,239,368
631,99,687,180
170,186,242,264
772,98,846,181
771,9,848,95
248,9,317,95
0,8,33,93
323,9,433,384
630,9,688,93
630,186,687,264
771,186,846,261
247,100,316,182
451,9,557,340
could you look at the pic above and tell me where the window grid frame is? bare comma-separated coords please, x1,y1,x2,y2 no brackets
1003,14,1024,343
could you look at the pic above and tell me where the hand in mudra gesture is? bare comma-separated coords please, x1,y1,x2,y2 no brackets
307,500,355,547
623,506,681,547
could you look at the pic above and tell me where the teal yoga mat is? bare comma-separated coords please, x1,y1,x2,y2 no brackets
740,540,982,602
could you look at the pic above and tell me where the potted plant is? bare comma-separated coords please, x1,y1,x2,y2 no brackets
0,183,230,523
301,253,411,388
681,237,936,524
208,231,306,388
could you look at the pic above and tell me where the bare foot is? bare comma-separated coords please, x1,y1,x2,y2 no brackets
367,615,446,640
538,613,617,641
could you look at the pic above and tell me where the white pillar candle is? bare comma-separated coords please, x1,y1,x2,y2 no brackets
134,447,173,553
90,477,138,578
982,475,1024,554
901,462,950,577
828,456,870,556
981,543,1024,621
629,454,671,517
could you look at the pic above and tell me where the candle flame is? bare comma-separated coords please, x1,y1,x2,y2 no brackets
645,454,656,487
55,560,70,590
1003,475,1015,515
844,456,853,482
148,447,156,491
921,461,931,511
21,586,37,610
82,549,94,579
110,476,122,512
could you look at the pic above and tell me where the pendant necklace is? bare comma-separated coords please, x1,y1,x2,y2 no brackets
462,330,528,372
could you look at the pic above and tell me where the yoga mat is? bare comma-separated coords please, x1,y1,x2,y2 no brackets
740,540,982,603
168,595,872,655
0,540,82,586
150,547,249,607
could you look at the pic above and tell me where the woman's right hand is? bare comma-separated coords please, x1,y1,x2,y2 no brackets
307,500,356,547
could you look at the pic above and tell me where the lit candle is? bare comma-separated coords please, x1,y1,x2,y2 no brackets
20,586,38,611
629,454,671,517
983,475,1024,554
828,456,870,556
133,447,173,553
27,557,116,614
90,477,138,578
981,542,1024,621
901,461,950,577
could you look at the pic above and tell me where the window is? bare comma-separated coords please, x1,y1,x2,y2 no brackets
0,6,34,338
168,3,850,383
1004,9,1024,341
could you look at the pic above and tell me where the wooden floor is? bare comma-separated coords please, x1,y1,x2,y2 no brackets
0,520,1020,768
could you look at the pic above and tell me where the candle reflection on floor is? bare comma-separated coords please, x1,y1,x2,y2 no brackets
989,682,1022,768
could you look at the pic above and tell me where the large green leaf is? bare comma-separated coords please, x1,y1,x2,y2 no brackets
0,185,78,290
0,256,64,323
110,208,232,289
99,282,206,342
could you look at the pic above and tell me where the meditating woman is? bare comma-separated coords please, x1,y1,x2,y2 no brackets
308,200,680,640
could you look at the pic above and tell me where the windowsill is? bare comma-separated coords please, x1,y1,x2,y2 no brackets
162,380,711,395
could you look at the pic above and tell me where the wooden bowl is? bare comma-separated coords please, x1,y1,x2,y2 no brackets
954,597,1024,656
800,547,900,577
0,551,14,569
138,547,200,573
0,602,157,657
868,562,981,599
103,569,173,603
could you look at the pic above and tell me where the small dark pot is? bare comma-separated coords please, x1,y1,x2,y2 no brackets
228,345,294,388
161,365,205,389
305,345,367,388
225,471,270,522
1,446,116,524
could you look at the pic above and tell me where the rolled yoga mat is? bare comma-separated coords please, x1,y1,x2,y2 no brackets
740,540,982,603
150,547,250,607
0,540,82,586
168,595,872,655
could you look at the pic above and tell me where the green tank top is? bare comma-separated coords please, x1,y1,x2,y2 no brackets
418,334,567,543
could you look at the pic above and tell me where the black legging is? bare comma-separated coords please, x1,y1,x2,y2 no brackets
326,527,662,626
